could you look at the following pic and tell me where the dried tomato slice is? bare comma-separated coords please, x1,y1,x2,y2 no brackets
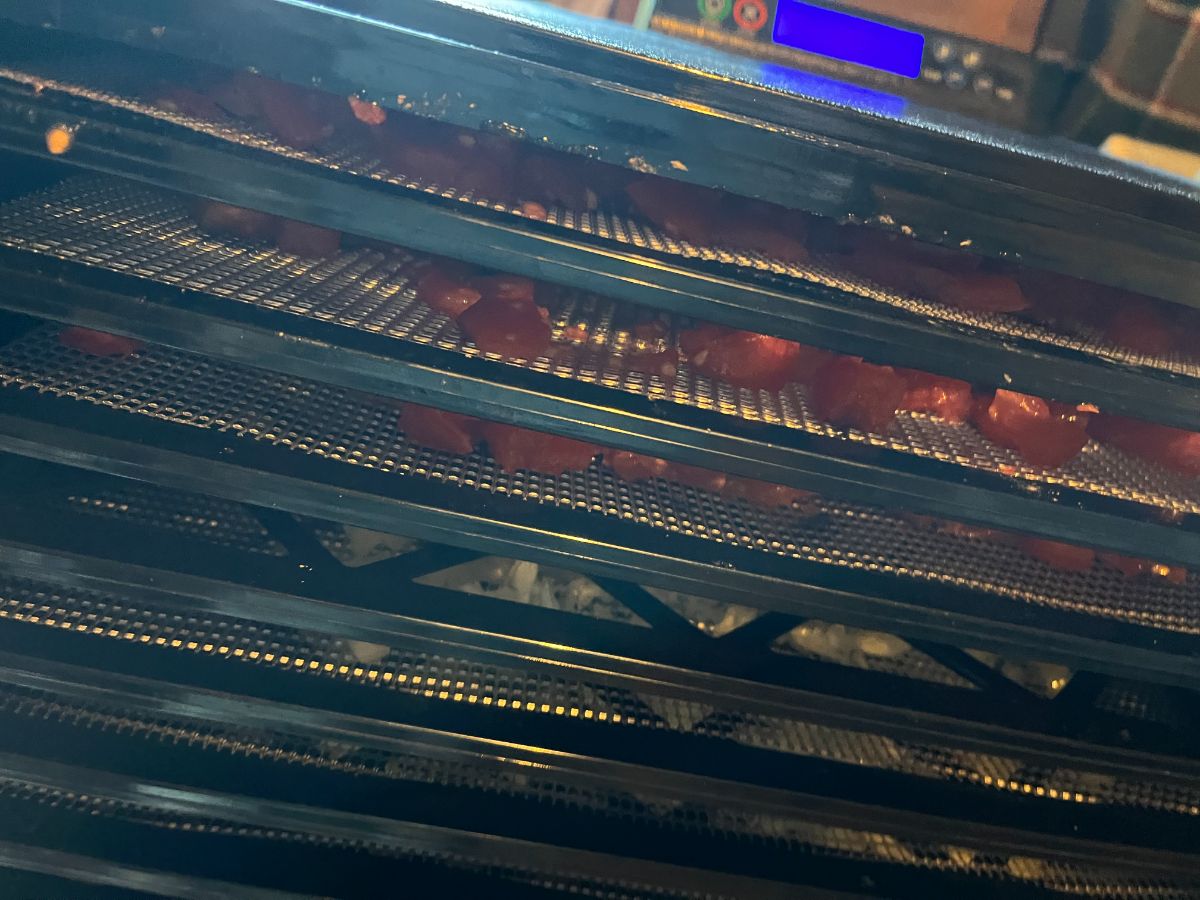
1090,414,1200,478
275,220,342,258
898,369,973,423
399,404,483,456
809,357,905,432
58,327,144,358
414,268,483,320
481,423,599,474
973,390,1091,468
681,326,806,391
1019,537,1096,572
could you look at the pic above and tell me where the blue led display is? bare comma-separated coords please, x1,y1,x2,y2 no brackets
772,1,925,79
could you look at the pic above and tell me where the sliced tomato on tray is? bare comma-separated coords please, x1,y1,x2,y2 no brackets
58,327,145,358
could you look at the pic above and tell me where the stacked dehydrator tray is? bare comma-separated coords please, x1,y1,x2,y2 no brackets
0,0,1198,897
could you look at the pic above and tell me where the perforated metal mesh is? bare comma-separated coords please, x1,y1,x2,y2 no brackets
3,66,1198,383
2,178,1198,521
0,751,681,900
64,480,286,556
0,605,1198,899
2,562,1199,823
2,327,1198,635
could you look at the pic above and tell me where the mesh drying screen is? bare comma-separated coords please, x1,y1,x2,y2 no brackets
2,65,1198,383
63,479,286,556
1,327,1198,635
0,616,1198,899
1,550,1199,823
0,772,683,900
1,177,1197,519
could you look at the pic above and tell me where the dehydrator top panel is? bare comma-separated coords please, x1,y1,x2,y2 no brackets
0,0,1198,306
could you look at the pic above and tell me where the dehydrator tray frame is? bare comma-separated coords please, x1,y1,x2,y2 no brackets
1,335,1200,688
3,463,1199,896
3,72,1200,438
1,0,1198,309
0,651,1193,895
3,182,1200,573
4,457,1198,769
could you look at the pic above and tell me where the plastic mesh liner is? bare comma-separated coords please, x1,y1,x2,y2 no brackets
0,572,1198,821
2,327,1199,635
63,480,286,556
3,177,1200,521
0,685,1195,899
2,66,1198,384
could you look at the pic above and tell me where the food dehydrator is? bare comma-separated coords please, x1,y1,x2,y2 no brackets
0,2,1197,897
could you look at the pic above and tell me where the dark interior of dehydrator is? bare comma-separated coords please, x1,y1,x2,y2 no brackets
0,4,1199,897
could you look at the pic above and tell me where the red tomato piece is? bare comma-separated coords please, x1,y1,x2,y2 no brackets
58,327,144,358
677,323,724,360
398,404,483,456
626,178,723,247
390,142,465,187
662,461,727,493
681,326,806,391
207,72,264,119
153,87,228,121
414,268,483,320
607,450,671,483
458,295,553,359
1098,553,1188,584
1090,415,1200,478
469,275,537,305
248,77,330,148
1020,537,1096,572
519,201,549,221
560,324,588,344
792,344,837,385
901,512,938,530
195,200,279,242
1098,552,1145,578
517,149,597,211
347,96,387,126
842,232,968,296
938,519,1004,541
721,218,809,265
932,272,1029,314
625,347,680,381
898,369,974,423
1104,303,1174,357
633,320,670,343
808,357,906,432
973,390,1091,468
481,422,599,474
1020,270,1127,330
721,476,817,509
275,219,342,258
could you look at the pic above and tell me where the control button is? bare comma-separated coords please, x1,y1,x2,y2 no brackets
973,74,994,94
932,41,954,63
921,67,943,83
733,0,768,31
698,0,732,20
945,68,967,89
961,49,983,70
995,86,1016,103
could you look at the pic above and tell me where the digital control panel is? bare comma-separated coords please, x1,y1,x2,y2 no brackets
650,0,1059,127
